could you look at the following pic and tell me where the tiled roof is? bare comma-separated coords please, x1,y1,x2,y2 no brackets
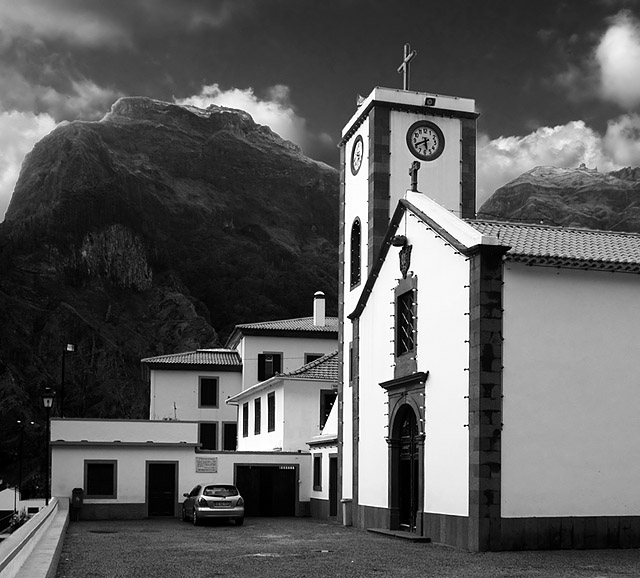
282,351,339,381
469,220,640,272
236,316,339,333
141,349,242,368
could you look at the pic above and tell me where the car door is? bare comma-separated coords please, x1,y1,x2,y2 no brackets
184,485,201,516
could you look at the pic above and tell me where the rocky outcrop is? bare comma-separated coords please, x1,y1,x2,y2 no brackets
478,165,640,232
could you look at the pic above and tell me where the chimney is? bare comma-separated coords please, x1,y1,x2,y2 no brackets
313,291,326,327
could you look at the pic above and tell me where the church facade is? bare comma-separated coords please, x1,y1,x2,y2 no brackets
338,87,640,550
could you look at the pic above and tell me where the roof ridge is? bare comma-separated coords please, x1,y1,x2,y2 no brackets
281,350,338,377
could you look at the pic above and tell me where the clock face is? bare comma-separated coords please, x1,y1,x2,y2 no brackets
407,121,445,161
350,135,364,175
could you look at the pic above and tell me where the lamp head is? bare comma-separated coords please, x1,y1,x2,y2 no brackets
41,387,56,409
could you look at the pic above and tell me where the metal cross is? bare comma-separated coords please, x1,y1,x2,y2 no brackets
397,43,417,90
409,161,420,191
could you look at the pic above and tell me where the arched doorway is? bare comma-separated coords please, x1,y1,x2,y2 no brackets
392,405,420,531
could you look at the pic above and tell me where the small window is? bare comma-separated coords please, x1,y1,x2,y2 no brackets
199,377,218,407
85,461,117,499
223,422,237,451
242,403,249,437
267,392,276,432
320,390,337,430
258,353,282,381
305,353,323,364
350,219,361,288
254,398,262,435
396,290,416,356
199,422,217,450
313,455,322,491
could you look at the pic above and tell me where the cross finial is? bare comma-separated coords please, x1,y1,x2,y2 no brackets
409,161,420,191
397,43,417,90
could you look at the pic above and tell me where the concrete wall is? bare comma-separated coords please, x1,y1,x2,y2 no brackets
149,368,241,423
502,264,640,517
240,335,337,391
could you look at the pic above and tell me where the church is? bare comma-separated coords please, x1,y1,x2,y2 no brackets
337,80,640,550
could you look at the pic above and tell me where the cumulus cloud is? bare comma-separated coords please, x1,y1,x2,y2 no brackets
478,116,640,205
0,111,57,220
175,83,334,157
595,10,640,109
0,0,130,49
0,64,122,122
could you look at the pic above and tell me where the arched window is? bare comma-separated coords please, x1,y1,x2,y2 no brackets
350,218,361,288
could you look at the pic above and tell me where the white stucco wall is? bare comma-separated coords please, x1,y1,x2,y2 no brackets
240,335,337,391
149,368,241,423
502,264,640,517
234,385,285,452
356,209,470,516
389,113,463,216
52,444,311,505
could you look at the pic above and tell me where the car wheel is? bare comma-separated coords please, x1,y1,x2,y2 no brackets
235,517,244,526
192,509,199,526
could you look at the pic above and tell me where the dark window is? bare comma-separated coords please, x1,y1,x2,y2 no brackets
267,392,276,432
242,403,249,437
305,353,323,364
396,290,416,356
85,461,117,498
199,422,217,450
350,219,361,288
313,455,322,490
320,390,337,429
254,398,261,435
223,423,237,450
199,377,218,407
189,485,200,497
258,353,282,381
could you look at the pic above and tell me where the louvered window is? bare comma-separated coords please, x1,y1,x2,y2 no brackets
396,290,415,356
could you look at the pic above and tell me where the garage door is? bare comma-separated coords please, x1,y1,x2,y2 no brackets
235,465,297,517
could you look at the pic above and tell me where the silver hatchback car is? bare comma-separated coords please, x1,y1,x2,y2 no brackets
182,483,245,526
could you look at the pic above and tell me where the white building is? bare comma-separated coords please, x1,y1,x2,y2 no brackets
50,294,339,520
338,85,640,550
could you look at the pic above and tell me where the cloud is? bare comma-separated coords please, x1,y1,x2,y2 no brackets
477,116,640,205
0,111,57,220
0,0,130,49
595,10,640,109
175,84,334,157
0,64,122,122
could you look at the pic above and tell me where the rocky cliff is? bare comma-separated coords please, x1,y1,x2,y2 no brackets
478,165,640,232
0,97,339,490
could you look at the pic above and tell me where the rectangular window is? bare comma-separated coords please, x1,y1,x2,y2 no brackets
85,460,117,499
320,390,337,430
254,397,261,435
305,353,323,364
223,422,237,450
267,392,276,432
242,403,249,437
396,290,416,356
199,377,218,407
313,455,322,491
199,422,217,450
258,353,282,381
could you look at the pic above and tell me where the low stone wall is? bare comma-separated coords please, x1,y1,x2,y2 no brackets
0,498,69,578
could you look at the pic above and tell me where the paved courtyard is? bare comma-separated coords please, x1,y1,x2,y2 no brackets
55,517,640,578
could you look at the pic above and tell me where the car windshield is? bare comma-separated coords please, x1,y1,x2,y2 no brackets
203,485,238,497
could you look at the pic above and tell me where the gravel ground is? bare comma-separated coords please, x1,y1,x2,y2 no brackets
55,517,640,578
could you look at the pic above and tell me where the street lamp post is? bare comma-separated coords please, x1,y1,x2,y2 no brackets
60,343,75,418
41,387,56,506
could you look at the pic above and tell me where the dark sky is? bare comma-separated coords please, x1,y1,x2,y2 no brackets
2,0,640,217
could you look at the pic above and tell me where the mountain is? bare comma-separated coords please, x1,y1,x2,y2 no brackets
0,97,339,490
478,165,640,232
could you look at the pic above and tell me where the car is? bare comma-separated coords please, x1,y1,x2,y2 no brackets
182,483,245,526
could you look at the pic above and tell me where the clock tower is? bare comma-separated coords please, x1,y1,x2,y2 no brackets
339,87,478,295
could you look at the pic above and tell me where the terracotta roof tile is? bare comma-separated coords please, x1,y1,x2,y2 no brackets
236,316,339,333
142,349,242,367
282,351,339,381
469,220,640,271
